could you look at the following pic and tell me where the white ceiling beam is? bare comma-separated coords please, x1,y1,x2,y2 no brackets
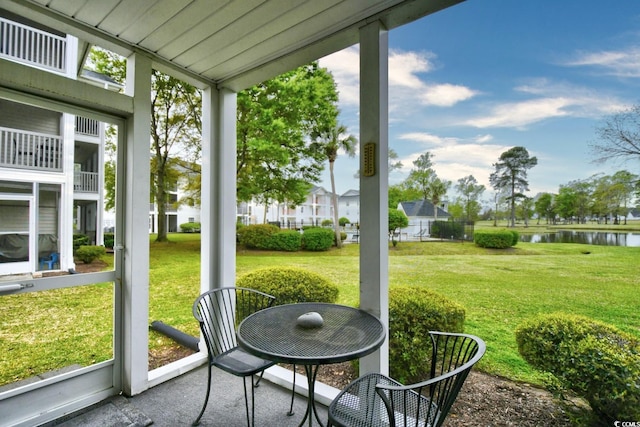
0,59,133,116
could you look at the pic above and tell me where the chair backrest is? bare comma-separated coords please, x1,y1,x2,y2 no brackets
376,331,485,427
192,287,276,359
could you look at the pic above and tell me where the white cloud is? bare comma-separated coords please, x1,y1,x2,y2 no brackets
398,132,459,145
320,46,478,110
466,97,571,128
396,132,508,189
475,134,493,143
465,79,627,129
564,48,640,78
419,83,478,107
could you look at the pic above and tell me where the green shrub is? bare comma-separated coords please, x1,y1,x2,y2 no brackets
73,234,90,253
516,313,640,423
237,224,279,249
301,227,334,251
321,219,333,227
508,230,519,246
474,230,515,248
75,245,106,264
389,286,466,383
266,230,302,251
236,267,339,305
180,222,201,233
103,233,114,249
339,217,350,227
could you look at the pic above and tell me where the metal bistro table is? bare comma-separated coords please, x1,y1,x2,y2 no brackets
237,302,385,427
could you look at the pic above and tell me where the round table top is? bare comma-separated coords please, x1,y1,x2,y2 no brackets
237,302,386,365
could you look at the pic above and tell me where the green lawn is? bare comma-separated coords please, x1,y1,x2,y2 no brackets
1,232,639,388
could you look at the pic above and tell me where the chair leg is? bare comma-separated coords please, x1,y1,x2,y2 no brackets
242,376,254,427
287,364,296,416
253,370,265,387
192,364,213,426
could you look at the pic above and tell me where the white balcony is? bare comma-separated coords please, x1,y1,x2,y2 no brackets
75,116,100,138
0,17,66,73
74,171,99,193
0,127,63,172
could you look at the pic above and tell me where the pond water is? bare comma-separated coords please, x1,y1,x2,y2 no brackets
519,230,640,247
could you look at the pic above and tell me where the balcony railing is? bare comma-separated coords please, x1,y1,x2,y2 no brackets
74,171,99,193
0,127,63,172
75,117,100,137
0,17,66,73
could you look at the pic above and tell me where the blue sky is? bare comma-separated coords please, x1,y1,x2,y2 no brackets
318,0,640,205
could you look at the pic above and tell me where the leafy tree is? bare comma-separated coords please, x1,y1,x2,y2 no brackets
338,217,350,227
591,105,640,164
388,208,409,247
489,146,538,227
555,180,592,223
150,70,201,242
88,48,201,242
611,170,638,224
534,192,555,224
447,200,464,221
455,175,485,222
406,152,435,200
388,182,421,209
237,63,339,208
518,196,534,227
311,124,356,248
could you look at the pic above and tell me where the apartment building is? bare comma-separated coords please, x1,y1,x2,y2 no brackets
0,15,110,276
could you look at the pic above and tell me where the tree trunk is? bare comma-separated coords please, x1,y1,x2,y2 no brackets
155,161,169,242
330,160,342,249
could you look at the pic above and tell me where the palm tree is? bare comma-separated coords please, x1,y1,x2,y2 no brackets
312,124,357,248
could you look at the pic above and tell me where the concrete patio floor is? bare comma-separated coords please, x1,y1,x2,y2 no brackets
129,364,329,427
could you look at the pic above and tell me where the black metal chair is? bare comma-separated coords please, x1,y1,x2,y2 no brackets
327,331,486,427
192,287,277,426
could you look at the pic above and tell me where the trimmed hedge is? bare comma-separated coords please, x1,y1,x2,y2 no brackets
266,230,302,251
474,229,518,248
389,286,466,383
75,245,106,264
73,234,90,253
103,233,114,249
237,224,279,249
301,227,334,251
516,313,640,423
236,267,339,305
180,222,201,233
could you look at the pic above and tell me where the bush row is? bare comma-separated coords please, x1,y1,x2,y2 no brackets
516,313,640,423
474,229,519,248
237,224,336,251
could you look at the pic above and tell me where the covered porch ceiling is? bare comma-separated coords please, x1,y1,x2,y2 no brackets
4,0,463,91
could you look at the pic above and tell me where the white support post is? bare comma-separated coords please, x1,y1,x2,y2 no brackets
359,21,390,376
122,52,152,396
60,113,75,272
201,87,237,294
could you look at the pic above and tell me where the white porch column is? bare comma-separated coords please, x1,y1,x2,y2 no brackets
359,21,389,376
201,87,237,292
122,52,152,395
